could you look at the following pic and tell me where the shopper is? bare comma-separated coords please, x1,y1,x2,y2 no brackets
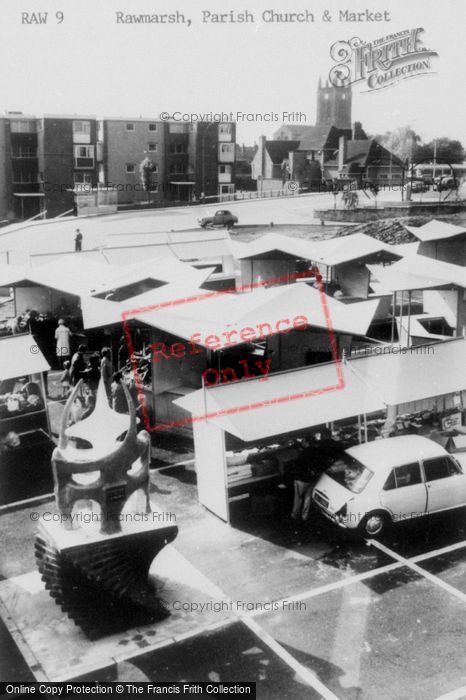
291,439,319,527
70,345,88,386
54,319,72,367
111,372,127,414
100,347,113,400
59,361,72,398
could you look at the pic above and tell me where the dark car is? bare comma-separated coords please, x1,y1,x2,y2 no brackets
198,210,238,229
410,179,429,193
435,176,458,192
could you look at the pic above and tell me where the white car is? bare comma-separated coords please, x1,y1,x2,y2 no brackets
312,435,466,537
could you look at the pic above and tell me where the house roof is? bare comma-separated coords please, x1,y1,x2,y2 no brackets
0,333,50,380
326,139,403,168
404,220,466,243
297,125,335,151
264,141,300,164
175,337,466,441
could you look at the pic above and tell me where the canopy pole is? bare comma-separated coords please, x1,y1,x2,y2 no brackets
399,290,404,345
407,290,412,347
390,292,396,343
357,414,362,444
364,413,368,443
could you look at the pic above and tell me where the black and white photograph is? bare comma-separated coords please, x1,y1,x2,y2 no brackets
0,1,465,698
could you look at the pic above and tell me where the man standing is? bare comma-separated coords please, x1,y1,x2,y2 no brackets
74,229,83,252
291,439,319,527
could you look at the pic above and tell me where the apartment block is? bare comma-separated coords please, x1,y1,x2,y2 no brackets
37,115,99,217
100,118,165,205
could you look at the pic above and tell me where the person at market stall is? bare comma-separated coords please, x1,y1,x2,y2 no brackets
100,347,113,400
290,438,320,527
70,345,88,386
54,318,72,368
111,372,127,414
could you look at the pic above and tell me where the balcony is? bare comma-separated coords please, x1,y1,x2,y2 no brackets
74,157,95,169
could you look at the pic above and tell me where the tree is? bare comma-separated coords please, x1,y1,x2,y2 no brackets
413,138,465,164
374,126,422,162
139,157,157,202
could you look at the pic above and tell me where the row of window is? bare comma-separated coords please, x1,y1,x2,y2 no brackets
383,456,461,491
13,162,232,181
10,119,234,136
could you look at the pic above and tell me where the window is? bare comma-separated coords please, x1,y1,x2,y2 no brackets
219,165,232,174
12,170,36,183
10,120,36,133
72,121,91,143
74,172,93,184
219,123,232,136
126,164,135,173
169,142,186,154
148,123,157,131
148,143,157,152
74,145,94,168
221,143,234,154
424,456,462,481
11,148,35,158
383,471,396,491
169,164,185,174
126,123,135,131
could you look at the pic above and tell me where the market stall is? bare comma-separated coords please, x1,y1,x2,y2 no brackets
175,337,466,523
0,333,54,505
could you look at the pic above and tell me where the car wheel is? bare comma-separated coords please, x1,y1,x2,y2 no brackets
358,511,389,537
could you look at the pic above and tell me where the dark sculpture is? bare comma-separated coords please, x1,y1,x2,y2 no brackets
34,380,178,639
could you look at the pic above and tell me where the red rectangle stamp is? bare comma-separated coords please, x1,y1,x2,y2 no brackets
121,269,345,432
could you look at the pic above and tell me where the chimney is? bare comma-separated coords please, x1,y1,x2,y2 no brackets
338,135,347,173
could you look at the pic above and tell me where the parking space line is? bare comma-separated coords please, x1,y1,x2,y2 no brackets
368,540,466,603
251,561,402,614
242,614,340,700
409,540,466,564
166,549,340,700
433,685,466,700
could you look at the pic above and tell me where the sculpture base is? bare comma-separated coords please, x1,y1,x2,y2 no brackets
35,511,178,639
0,545,235,682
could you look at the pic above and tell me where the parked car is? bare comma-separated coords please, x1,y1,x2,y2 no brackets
312,435,466,537
410,179,429,193
434,176,458,191
198,210,238,229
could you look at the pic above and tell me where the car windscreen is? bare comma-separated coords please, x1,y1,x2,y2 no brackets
326,454,373,494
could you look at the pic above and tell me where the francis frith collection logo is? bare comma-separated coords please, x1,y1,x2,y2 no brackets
329,28,439,91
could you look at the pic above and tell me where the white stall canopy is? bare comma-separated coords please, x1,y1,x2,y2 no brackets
0,334,50,381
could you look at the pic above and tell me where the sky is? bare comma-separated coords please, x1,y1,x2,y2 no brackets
0,0,464,147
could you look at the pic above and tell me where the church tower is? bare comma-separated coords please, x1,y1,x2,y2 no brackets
316,78,352,130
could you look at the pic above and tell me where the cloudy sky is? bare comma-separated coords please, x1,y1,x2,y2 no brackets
0,0,463,146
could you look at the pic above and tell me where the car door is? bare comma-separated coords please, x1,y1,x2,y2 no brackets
379,462,428,521
213,211,223,226
422,456,466,513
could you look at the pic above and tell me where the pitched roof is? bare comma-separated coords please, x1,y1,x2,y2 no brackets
264,141,300,164
175,337,466,441
82,278,380,338
236,232,401,266
0,333,50,380
404,220,466,243
297,125,335,151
